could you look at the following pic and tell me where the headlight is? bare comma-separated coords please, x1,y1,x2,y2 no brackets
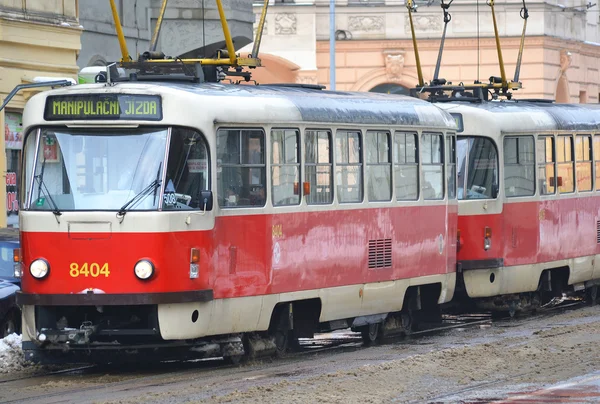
134,260,154,280
30,259,49,279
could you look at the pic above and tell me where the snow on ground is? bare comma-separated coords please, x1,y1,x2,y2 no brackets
0,334,26,373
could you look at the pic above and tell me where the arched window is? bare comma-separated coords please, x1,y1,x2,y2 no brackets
369,83,410,95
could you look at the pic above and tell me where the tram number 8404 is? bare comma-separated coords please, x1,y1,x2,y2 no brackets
70,263,110,278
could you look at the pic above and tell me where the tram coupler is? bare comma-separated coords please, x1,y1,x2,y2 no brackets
38,321,97,345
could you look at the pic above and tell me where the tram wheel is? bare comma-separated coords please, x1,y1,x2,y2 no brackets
400,311,414,336
361,323,381,345
275,329,294,358
586,285,598,305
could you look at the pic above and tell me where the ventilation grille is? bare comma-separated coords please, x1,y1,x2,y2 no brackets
368,239,392,269
597,221,600,244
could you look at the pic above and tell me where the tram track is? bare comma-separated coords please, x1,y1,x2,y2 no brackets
0,298,588,403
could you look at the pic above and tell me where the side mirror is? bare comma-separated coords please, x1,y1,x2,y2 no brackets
200,190,213,211
492,183,499,199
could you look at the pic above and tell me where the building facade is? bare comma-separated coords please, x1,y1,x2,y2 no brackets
0,1,81,228
243,0,599,103
78,0,254,69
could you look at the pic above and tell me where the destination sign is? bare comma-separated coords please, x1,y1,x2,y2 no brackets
44,94,162,121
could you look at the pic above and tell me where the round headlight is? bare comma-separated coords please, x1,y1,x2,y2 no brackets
30,259,49,279
134,260,154,280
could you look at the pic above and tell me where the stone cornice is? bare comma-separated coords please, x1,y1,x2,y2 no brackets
0,12,80,31
316,36,600,55
0,57,80,75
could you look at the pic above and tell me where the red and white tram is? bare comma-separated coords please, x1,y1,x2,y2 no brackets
15,82,459,363
436,99,600,313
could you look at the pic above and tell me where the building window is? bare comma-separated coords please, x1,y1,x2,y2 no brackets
422,133,444,200
305,130,333,204
366,131,391,202
575,135,592,192
336,130,363,203
504,136,535,197
557,135,574,194
537,136,555,195
394,132,418,200
271,129,300,206
217,128,266,208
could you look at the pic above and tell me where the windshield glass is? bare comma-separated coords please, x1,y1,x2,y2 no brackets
25,128,168,211
457,136,498,200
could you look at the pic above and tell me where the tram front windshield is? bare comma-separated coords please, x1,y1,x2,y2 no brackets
23,128,209,212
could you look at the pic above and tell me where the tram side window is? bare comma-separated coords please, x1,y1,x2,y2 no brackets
163,128,209,210
336,130,363,203
394,132,418,200
504,136,535,197
594,135,600,191
456,137,498,200
575,135,592,192
447,135,457,199
366,131,391,202
557,135,574,194
421,133,444,200
305,130,333,204
217,128,266,208
537,136,555,195
271,129,300,206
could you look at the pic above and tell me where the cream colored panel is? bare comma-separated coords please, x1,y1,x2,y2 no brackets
21,305,36,342
592,254,600,280
20,211,215,233
463,265,543,297
158,296,263,340
464,256,598,298
318,284,363,322
256,294,281,331
361,281,404,314
569,256,594,285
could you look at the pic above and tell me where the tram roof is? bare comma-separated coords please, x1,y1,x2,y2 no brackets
439,100,600,132
27,81,457,129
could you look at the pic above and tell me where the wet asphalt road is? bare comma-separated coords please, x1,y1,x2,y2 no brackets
1,304,600,404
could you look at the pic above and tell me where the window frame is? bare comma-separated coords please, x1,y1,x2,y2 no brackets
575,134,592,193
216,127,267,209
366,130,392,202
593,134,600,191
305,128,334,205
503,135,536,198
421,132,445,201
446,133,457,200
537,135,556,196
271,127,301,207
456,135,499,201
557,134,575,194
335,129,364,204
394,131,419,201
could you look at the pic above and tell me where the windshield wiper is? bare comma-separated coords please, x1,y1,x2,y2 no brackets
117,179,162,217
34,158,62,217
118,162,163,218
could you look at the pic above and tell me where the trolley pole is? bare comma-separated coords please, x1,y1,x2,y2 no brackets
329,0,336,91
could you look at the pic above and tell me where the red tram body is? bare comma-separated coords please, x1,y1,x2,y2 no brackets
437,101,600,312
16,82,459,363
